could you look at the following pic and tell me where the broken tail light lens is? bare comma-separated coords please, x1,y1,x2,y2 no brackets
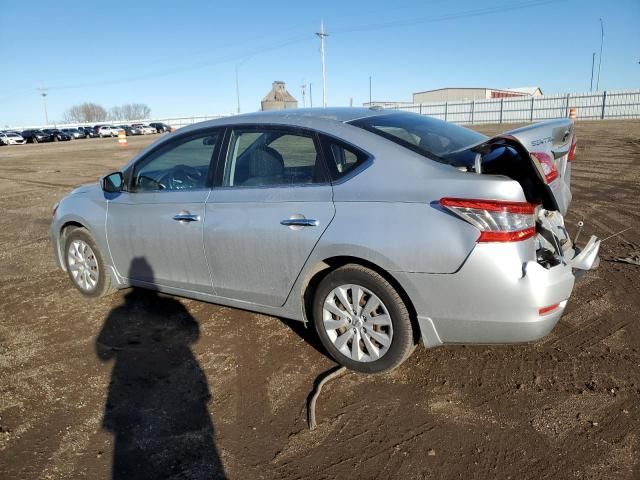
568,135,577,162
439,198,537,243
530,152,559,184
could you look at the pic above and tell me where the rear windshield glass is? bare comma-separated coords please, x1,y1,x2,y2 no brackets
349,112,486,161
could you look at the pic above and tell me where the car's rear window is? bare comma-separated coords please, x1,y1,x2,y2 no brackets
349,112,486,161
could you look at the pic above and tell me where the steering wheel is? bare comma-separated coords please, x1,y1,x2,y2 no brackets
158,164,203,190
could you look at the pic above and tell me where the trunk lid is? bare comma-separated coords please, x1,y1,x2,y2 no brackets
500,119,575,215
443,118,575,215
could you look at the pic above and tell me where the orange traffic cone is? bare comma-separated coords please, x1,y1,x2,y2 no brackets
569,107,577,120
117,130,127,147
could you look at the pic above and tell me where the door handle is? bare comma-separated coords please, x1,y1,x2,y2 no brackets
280,216,319,228
173,212,200,223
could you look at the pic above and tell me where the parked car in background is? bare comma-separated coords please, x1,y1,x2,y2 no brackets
0,131,27,145
132,124,157,135
79,127,98,138
62,128,86,139
97,126,121,138
116,125,142,136
21,129,54,143
149,122,172,133
42,129,72,141
50,108,598,373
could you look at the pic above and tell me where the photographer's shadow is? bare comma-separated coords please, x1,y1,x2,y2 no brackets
96,257,226,480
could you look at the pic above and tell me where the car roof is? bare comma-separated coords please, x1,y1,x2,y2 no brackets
177,107,398,135
231,107,389,123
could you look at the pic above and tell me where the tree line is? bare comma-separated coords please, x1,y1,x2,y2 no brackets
62,102,152,123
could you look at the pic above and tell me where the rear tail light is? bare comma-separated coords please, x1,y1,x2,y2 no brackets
568,135,577,162
439,198,537,243
530,152,559,184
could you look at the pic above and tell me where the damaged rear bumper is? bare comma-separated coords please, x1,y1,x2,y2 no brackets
394,233,600,348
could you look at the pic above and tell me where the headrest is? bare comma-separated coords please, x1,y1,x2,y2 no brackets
249,147,284,177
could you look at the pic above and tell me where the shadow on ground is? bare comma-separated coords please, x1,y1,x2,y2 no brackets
95,257,227,480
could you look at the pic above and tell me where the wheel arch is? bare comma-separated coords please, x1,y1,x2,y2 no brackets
57,220,89,271
301,255,420,344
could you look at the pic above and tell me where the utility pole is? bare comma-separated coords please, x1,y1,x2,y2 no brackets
315,20,328,107
301,83,306,107
309,83,313,107
369,76,372,104
235,64,241,114
596,18,604,90
37,88,49,125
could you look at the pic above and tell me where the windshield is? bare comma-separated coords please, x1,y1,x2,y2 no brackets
349,112,486,160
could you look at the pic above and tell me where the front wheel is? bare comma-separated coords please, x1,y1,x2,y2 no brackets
312,264,415,374
63,228,116,297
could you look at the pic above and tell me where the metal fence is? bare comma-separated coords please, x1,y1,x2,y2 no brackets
386,89,640,125
8,89,640,131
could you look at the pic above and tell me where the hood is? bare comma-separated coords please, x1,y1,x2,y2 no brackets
69,182,99,196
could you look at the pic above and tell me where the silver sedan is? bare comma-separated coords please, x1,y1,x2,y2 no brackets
50,108,600,373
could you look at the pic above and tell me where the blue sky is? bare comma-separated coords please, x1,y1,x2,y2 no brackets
1,0,638,126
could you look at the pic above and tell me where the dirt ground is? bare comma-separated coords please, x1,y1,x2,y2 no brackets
0,122,639,480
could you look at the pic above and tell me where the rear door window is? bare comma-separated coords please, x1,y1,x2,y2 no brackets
222,128,327,187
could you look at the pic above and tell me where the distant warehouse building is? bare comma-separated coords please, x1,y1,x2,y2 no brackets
261,81,298,111
412,87,542,104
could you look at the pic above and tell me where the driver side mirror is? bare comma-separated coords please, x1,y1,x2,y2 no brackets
102,171,124,193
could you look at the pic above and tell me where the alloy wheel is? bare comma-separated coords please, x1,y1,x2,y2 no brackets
322,284,393,362
67,239,99,292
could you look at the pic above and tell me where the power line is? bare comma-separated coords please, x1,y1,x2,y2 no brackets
0,0,565,108
331,0,564,35
42,33,312,92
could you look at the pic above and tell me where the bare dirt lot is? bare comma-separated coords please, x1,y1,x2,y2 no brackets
1,122,639,480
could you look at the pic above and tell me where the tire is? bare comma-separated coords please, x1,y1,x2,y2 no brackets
33,137,38,144
63,227,116,298
312,264,415,374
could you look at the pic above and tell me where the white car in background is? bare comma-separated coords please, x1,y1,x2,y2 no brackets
132,124,157,135
98,126,121,138
0,131,27,145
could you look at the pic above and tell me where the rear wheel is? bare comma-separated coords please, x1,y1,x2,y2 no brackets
312,264,415,374
63,228,116,298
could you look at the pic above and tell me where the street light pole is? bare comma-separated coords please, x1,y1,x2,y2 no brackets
315,20,328,107
38,88,49,125
369,76,372,104
309,83,313,108
596,18,604,90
